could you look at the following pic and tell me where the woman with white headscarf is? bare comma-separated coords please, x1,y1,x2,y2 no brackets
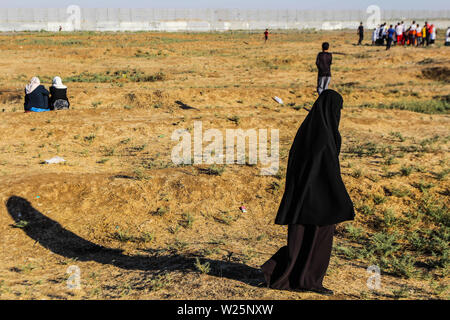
49,76,70,110
24,77,50,112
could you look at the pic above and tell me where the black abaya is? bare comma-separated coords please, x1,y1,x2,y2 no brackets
262,90,354,292
261,224,335,291
275,89,354,226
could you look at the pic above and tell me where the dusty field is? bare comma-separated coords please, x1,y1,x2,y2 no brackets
0,30,448,300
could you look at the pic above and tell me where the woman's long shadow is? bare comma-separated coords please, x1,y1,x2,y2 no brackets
6,196,264,287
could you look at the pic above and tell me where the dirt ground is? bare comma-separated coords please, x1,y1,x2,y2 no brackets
0,30,448,300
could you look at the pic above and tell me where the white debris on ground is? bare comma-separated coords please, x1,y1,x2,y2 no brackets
273,96,284,105
45,156,66,164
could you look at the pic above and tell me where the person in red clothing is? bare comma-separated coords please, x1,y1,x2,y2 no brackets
264,29,269,43
395,23,403,45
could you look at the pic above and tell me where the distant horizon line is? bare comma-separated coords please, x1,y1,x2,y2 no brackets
1,7,449,11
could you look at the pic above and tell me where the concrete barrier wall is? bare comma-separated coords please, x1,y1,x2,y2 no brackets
0,8,449,32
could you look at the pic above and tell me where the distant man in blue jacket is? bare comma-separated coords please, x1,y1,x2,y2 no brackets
386,25,396,50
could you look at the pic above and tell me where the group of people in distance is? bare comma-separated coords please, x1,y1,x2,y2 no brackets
24,76,70,112
369,21,437,50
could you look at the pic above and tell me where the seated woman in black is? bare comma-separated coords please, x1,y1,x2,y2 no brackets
49,77,70,110
24,77,50,112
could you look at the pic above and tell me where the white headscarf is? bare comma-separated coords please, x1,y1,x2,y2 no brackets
25,77,41,94
52,76,67,89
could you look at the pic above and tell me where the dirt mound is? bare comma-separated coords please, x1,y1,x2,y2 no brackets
123,90,170,108
421,67,450,83
0,91,22,104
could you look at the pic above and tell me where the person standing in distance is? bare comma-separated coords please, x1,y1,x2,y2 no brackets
357,22,364,45
316,42,332,95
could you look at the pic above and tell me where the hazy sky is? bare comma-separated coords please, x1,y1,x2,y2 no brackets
0,1,448,10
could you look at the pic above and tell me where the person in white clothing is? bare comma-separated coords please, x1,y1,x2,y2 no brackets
400,21,406,45
445,27,450,46
408,20,417,46
395,23,403,45
372,27,378,45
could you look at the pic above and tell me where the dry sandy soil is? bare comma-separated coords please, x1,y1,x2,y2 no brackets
0,30,448,300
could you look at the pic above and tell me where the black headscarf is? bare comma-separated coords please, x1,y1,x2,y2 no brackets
275,89,355,226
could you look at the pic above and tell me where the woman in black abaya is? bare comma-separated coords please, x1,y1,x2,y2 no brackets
261,89,355,295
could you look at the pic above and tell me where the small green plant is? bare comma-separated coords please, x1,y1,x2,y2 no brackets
399,165,414,176
91,101,102,108
103,147,115,156
333,245,360,260
84,134,96,143
267,181,281,193
149,273,172,291
368,232,400,258
384,155,397,165
214,212,236,225
140,231,154,243
434,168,450,180
256,234,267,241
347,142,380,157
389,131,405,142
97,158,109,164
390,254,417,278
180,213,195,229
112,229,133,242
372,194,386,205
381,208,397,229
390,187,411,197
430,281,449,298
168,224,180,234
133,144,147,152
357,204,375,215
351,168,363,178
202,165,225,176
411,180,434,192
345,224,366,242
194,258,211,274
133,168,151,180
227,115,240,125
14,263,36,273
392,285,410,299
153,207,168,216
169,239,188,251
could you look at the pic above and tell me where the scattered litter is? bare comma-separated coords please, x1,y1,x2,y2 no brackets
239,206,247,213
272,96,284,105
45,156,66,164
